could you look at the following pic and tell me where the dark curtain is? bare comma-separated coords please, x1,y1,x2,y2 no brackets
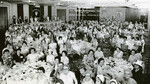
17,4,24,20
29,5,44,22
0,7,8,60
77,8,79,20
0,7,8,30
48,6,52,20
29,5,34,18
40,5,44,22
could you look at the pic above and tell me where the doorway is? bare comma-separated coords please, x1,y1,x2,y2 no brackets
0,7,8,60
0,7,8,30
57,9,66,20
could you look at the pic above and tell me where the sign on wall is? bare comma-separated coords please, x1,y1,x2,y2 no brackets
32,6,40,18
116,12,122,20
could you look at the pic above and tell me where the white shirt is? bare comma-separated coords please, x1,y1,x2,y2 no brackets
27,53,39,63
61,56,69,65
94,51,104,59
60,71,78,84
47,54,55,64
113,50,123,59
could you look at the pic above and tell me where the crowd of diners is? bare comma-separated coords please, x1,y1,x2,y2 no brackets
0,15,147,84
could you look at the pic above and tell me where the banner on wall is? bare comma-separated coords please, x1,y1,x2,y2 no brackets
32,6,40,18
116,12,122,20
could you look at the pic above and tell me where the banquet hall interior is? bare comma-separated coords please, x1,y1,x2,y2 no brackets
0,0,150,84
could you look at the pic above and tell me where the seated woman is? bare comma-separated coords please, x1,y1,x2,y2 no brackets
46,50,55,65
26,48,39,63
122,69,137,84
140,35,145,53
82,54,88,65
95,46,104,59
96,74,105,84
128,50,141,64
87,49,95,62
113,47,123,59
126,36,135,50
3,43,14,55
109,79,118,84
132,60,144,84
60,51,69,65
97,58,105,75
91,36,98,49
58,36,64,53
13,49,25,64
21,41,29,56
36,67,49,84
26,34,34,44
83,33,88,42
134,37,142,51
36,47,45,62
81,73,94,84
59,65,78,84
134,48,142,61
48,41,58,56
94,46,104,66
2,49,13,68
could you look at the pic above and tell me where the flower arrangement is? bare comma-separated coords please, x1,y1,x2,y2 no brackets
102,57,133,81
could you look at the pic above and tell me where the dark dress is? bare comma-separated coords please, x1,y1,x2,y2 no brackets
12,18,16,24
13,53,24,63
132,68,143,84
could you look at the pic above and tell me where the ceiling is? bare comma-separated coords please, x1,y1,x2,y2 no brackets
2,0,150,8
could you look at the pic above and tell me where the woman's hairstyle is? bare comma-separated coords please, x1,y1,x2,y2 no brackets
98,58,104,64
88,49,94,54
29,47,36,53
55,56,60,62
37,67,45,73
6,43,11,46
22,41,27,45
130,49,136,54
16,48,21,51
59,36,62,39
3,49,10,54
116,47,121,50
59,62,64,66
124,69,133,77
62,50,67,56
96,46,102,51
104,73,113,79
63,64,70,70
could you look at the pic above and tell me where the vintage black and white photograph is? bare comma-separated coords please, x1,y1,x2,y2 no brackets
0,0,150,84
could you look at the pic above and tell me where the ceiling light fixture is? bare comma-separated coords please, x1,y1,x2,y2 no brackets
0,1,4,4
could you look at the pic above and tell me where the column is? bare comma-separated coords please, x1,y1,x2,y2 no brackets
10,3,17,18
23,4,29,18
78,8,80,21
51,5,57,20
66,7,69,22
44,5,48,17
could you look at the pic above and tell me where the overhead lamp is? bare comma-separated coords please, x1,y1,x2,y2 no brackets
0,1,4,4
